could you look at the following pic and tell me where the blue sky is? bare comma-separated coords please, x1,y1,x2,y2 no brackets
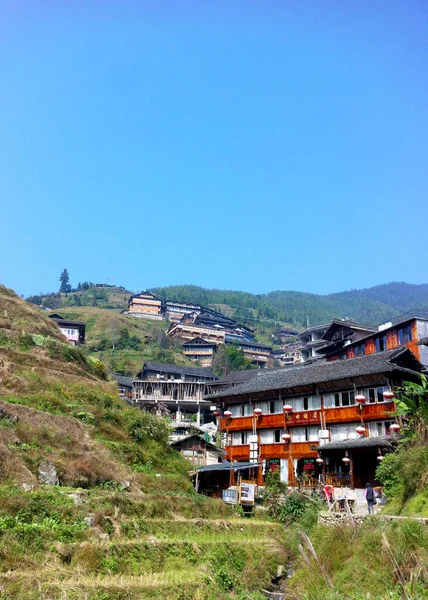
1,1,427,297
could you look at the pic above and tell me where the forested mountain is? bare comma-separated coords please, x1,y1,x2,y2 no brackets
152,282,428,328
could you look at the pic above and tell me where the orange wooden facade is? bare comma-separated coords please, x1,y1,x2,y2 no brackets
345,321,420,362
220,401,394,432
220,401,395,485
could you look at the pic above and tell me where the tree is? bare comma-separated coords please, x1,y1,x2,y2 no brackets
212,344,254,376
59,269,72,294
396,375,428,443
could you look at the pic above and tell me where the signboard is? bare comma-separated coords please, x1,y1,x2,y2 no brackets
222,487,238,504
239,480,255,505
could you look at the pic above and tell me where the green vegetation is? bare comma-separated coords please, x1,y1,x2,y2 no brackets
212,344,255,376
284,518,428,600
42,306,193,376
0,284,292,599
375,376,428,517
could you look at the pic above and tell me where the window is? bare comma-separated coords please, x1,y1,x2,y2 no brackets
375,335,387,352
324,391,355,408
329,423,360,441
291,427,306,442
398,326,412,345
274,429,281,443
354,343,365,356
288,396,321,411
291,427,319,442
368,421,392,437
232,431,248,445
362,387,388,404
260,429,274,444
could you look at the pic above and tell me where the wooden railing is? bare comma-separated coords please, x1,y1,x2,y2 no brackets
220,401,395,432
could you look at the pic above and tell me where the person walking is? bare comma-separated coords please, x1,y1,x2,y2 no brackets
365,483,375,514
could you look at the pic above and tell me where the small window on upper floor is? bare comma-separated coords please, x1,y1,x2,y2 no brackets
398,326,412,345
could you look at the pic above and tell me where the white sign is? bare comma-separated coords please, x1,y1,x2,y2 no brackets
240,481,255,504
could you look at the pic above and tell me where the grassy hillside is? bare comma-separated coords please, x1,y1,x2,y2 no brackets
0,285,291,599
48,306,193,376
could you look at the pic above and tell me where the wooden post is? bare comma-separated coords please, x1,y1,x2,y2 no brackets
350,453,354,489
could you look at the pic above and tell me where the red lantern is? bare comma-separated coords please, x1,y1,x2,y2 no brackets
316,457,324,464
254,408,263,416
390,423,401,433
355,394,367,404
356,425,366,436
342,456,350,464
224,410,232,418
377,455,384,462
281,433,291,442
383,390,394,400
283,404,293,413
213,410,220,417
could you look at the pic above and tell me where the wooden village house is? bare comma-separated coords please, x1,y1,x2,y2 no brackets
206,348,423,489
170,434,223,467
127,292,163,320
182,337,218,368
48,313,86,346
131,362,218,426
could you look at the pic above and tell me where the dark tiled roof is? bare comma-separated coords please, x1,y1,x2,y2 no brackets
170,434,220,452
418,337,428,346
317,436,397,453
112,374,134,388
206,348,422,400
209,369,262,387
141,361,216,379
48,314,86,326
232,340,272,350
182,337,217,348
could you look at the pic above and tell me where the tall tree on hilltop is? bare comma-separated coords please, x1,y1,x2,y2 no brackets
59,268,72,294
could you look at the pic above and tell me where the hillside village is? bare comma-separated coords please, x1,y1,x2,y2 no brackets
0,282,427,598
38,285,428,499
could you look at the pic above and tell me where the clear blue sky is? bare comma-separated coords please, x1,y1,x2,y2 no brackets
1,1,427,297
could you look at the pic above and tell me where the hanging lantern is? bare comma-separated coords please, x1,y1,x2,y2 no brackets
212,410,220,417
383,390,395,400
390,423,401,433
224,410,232,418
377,455,384,462
316,457,324,464
283,404,293,413
254,408,263,416
281,433,291,442
342,456,350,464
355,394,367,404
356,425,366,436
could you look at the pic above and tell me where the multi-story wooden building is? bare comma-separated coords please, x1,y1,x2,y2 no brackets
182,337,218,368
323,313,428,366
207,348,422,488
298,319,375,363
164,300,202,323
230,340,272,367
132,362,218,426
168,321,227,345
127,292,163,320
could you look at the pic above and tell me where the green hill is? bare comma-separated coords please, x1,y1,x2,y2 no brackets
0,284,290,599
152,281,428,327
48,306,194,376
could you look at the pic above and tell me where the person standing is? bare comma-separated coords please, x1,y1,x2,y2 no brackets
365,483,375,514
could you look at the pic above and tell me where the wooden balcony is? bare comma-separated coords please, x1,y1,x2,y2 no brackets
220,402,395,432
226,441,318,462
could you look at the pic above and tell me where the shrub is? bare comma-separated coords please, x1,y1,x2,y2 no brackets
376,451,403,500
